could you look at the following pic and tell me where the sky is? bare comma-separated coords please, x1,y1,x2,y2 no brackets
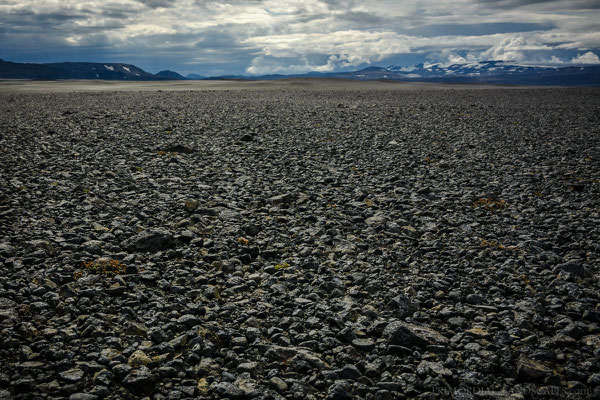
1,0,600,77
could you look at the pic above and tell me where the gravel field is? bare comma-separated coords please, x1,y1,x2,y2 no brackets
1,82,599,400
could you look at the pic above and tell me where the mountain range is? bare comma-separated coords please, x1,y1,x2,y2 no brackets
0,59,183,81
1,59,599,86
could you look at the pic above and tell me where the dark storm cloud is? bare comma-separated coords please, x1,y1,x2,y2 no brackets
137,0,177,8
319,0,360,10
337,11,385,25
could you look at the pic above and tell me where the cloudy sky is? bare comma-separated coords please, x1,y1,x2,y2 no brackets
1,0,599,76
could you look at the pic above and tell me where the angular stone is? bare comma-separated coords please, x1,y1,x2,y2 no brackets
269,193,292,205
25,240,53,256
417,360,453,377
69,394,98,400
121,229,174,252
122,366,156,395
265,345,329,369
365,216,386,227
582,334,600,349
327,380,353,400
352,338,375,352
341,364,361,380
517,357,552,381
59,368,84,383
388,294,417,318
0,243,15,256
128,350,152,367
81,240,103,255
177,314,200,328
210,382,245,398
236,362,259,378
553,262,590,278
383,321,448,348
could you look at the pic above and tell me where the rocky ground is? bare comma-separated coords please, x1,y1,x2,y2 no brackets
0,84,599,400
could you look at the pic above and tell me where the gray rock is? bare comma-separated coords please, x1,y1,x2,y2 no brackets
466,293,484,305
327,380,353,400
265,345,329,369
177,314,200,327
59,368,85,383
82,240,103,255
388,294,417,318
365,215,386,227
69,394,99,400
25,239,53,256
352,338,375,352
210,382,245,398
0,243,15,257
237,361,260,378
382,321,448,347
269,376,288,392
269,193,293,205
516,357,552,381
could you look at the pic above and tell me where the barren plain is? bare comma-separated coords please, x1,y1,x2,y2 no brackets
0,80,599,399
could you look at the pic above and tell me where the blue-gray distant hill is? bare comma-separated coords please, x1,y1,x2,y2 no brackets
155,70,187,80
0,59,184,80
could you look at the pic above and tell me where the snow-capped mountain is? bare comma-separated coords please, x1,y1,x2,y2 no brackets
350,61,600,85
217,61,599,86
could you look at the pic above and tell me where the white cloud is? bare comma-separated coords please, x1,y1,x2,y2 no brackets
244,30,412,73
448,54,467,63
571,51,600,64
246,54,341,74
480,35,553,62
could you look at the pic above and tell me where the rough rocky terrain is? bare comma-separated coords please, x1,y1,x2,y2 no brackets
0,83,599,399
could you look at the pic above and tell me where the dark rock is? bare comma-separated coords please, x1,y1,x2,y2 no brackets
341,364,361,380
465,293,484,305
388,294,417,318
327,380,353,400
516,357,552,381
163,144,194,153
177,314,200,328
553,262,590,278
122,366,156,395
382,321,448,347
121,229,175,252
210,382,245,398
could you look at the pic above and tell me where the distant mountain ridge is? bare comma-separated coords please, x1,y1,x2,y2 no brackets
155,70,187,80
230,60,600,86
0,59,185,80
1,58,599,85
